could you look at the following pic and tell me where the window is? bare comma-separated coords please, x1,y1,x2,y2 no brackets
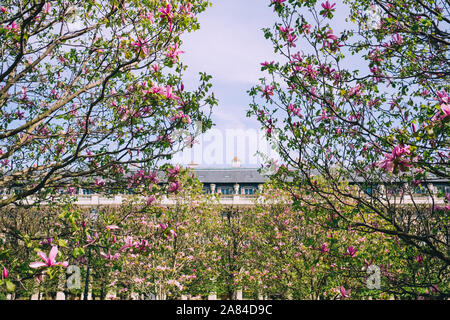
82,189,95,195
243,187,255,195
219,187,232,195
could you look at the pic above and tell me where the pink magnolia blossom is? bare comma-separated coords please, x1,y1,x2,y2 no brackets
320,1,336,17
344,246,357,257
0,7,7,14
132,37,149,55
168,181,180,193
120,237,134,251
169,229,177,238
326,29,338,41
164,85,179,100
168,165,180,176
286,33,297,47
44,2,51,14
320,242,330,253
262,85,274,99
378,145,412,173
302,23,311,34
146,195,156,206
261,61,274,67
100,250,120,260
29,246,69,269
391,33,403,46
105,225,119,231
288,104,302,117
159,3,173,20
167,43,184,62
180,3,194,17
439,104,450,120
2,266,7,279
279,26,293,34
36,273,45,284
152,64,161,73
6,21,19,32
159,4,174,31
340,286,351,299
95,177,105,186
436,90,449,104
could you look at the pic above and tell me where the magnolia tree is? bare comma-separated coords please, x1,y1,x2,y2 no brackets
110,168,221,300
240,183,448,299
0,0,217,208
1,174,447,299
248,0,449,279
0,168,222,299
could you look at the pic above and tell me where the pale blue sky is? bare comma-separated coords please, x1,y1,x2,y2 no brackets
176,0,355,167
177,0,279,166
181,0,277,130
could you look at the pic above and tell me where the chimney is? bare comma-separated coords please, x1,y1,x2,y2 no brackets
232,156,241,168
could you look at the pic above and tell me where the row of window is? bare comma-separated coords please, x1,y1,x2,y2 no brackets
202,186,257,195
2,184,448,196
364,185,450,195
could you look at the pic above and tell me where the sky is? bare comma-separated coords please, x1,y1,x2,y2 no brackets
174,0,280,167
173,0,356,168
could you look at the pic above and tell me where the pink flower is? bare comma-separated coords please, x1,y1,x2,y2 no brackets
279,26,293,34
44,2,51,14
169,181,180,193
105,225,119,231
439,104,450,119
436,90,449,104
378,145,412,173
286,33,297,47
6,21,19,32
364,259,373,266
391,33,403,46
36,273,45,284
303,24,311,34
3,266,7,279
159,4,174,31
164,85,179,100
159,3,173,20
262,85,274,99
167,43,184,62
344,246,357,257
320,1,336,17
320,242,330,253
261,61,274,67
29,246,69,269
132,37,149,55
326,29,338,41
168,165,180,177
340,286,351,299
146,195,156,206
100,250,120,260
95,177,105,186
0,7,7,14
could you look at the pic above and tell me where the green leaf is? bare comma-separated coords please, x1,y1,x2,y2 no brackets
5,279,15,292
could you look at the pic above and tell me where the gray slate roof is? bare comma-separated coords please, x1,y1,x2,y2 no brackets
192,168,266,184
